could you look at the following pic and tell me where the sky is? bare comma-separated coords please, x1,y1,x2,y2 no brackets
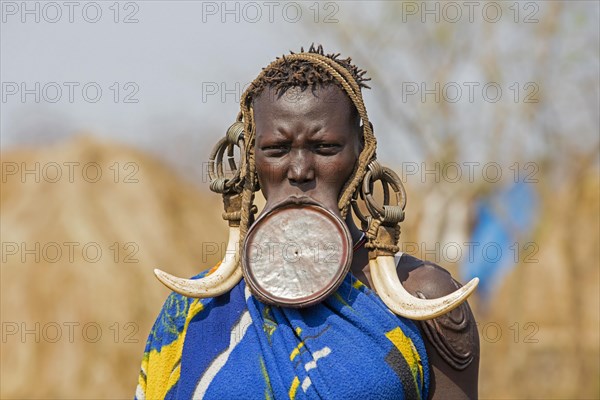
2,1,598,182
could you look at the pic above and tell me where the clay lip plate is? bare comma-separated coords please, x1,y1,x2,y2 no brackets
243,202,353,308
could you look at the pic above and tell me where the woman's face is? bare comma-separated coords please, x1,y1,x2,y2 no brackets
253,85,362,215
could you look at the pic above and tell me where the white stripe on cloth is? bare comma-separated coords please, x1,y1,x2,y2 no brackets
302,346,332,393
135,384,145,400
304,347,331,372
192,309,252,399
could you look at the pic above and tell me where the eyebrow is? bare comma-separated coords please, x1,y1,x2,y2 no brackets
255,129,289,144
257,122,334,142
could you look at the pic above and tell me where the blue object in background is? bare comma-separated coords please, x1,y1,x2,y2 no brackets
461,181,539,299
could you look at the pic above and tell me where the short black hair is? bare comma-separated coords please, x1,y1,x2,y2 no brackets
248,44,370,126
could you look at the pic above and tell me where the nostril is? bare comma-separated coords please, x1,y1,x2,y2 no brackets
287,164,315,183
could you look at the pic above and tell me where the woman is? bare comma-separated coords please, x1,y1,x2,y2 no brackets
136,45,479,399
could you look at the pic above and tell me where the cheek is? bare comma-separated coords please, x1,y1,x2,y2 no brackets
318,154,357,190
340,158,358,187
255,156,285,195
255,163,270,195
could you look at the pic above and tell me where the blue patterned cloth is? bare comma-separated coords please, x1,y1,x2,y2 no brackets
136,270,430,399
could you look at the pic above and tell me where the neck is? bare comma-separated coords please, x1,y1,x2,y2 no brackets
344,212,364,245
345,210,372,288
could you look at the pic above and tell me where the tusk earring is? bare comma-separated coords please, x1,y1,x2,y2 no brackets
154,227,242,298
359,160,479,320
370,255,479,320
154,121,247,297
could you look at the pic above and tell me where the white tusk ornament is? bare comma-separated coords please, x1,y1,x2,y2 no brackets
154,227,242,298
370,254,479,320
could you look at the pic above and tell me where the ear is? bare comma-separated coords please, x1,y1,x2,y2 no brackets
359,131,365,153
357,121,366,153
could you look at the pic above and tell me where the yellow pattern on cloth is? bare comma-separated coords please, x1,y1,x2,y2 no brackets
135,271,430,399
138,298,205,399
386,327,425,399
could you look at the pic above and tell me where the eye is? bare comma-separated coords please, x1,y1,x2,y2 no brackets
260,144,290,157
314,143,341,155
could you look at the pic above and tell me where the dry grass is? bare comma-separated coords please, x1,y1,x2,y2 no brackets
1,136,598,399
398,170,600,399
1,136,227,398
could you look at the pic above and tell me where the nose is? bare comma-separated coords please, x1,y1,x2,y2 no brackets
287,150,315,184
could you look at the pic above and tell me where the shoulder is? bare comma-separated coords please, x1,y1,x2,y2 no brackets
146,270,212,352
395,254,456,297
138,272,214,398
146,291,197,352
395,254,480,399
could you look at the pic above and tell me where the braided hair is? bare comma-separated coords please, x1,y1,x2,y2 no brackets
246,44,370,98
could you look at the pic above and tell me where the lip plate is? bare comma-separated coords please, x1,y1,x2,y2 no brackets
243,201,353,308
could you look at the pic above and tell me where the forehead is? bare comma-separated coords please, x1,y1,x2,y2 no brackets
252,85,355,122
